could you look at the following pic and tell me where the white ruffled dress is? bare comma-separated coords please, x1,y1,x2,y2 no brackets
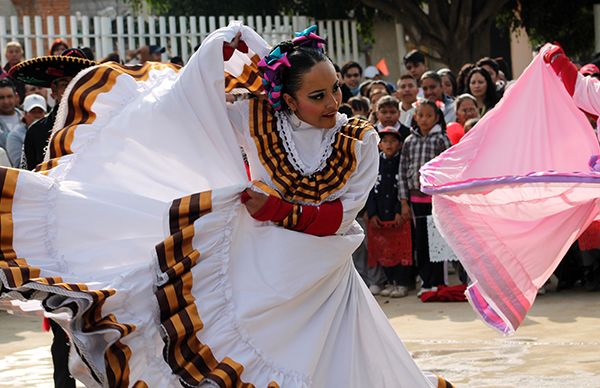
0,24,449,387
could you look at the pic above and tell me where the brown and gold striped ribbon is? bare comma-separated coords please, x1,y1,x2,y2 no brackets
0,167,137,387
276,203,301,229
156,190,269,387
36,62,180,174
225,54,263,95
248,98,372,204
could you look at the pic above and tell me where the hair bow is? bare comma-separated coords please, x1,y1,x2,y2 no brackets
292,25,325,51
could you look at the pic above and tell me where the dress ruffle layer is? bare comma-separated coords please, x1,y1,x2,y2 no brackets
0,23,451,387
421,50,600,334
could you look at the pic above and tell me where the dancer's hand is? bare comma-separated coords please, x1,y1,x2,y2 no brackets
542,44,565,65
228,32,242,50
241,188,268,215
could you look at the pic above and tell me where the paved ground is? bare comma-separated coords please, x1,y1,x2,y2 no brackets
1,288,599,387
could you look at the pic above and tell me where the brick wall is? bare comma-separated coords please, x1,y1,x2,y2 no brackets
10,0,72,54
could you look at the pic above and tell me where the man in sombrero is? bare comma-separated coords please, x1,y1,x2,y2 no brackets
7,48,95,387
8,48,96,170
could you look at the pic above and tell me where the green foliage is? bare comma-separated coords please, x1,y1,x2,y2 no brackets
500,0,596,61
134,0,358,18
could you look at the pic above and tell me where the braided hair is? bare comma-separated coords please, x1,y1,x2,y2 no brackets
258,26,329,111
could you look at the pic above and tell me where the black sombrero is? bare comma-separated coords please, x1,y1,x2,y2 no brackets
8,48,97,87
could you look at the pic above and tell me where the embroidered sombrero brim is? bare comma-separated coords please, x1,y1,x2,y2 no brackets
8,55,97,87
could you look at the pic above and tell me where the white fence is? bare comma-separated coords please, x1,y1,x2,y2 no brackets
0,15,360,66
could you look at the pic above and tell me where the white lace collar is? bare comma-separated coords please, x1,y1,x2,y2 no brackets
275,111,349,176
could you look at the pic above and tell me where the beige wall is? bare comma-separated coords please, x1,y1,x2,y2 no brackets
510,27,533,79
369,19,405,83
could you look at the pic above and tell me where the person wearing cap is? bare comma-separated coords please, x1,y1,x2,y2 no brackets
6,94,46,166
7,47,95,388
366,125,412,298
149,45,166,62
127,45,165,65
9,48,96,170
0,78,25,150
170,55,184,66
364,65,379,80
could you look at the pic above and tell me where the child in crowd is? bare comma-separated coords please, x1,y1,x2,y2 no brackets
368,80,390,116
375,95,410,141
367,126,412,298
395,74,418,126
348,96,370,119
338,103,353,117
403,50,427,90
463,117,479,135
399,100,452,296
420,70,456,123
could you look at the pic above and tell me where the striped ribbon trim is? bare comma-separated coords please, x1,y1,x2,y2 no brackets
276,204,301,229
0,167,136,387
248,98,372,204
156,190,271,388
35,62,180,175
436,375,455,388
225,54,262,95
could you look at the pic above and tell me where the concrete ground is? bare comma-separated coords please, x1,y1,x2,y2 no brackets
0,288,599,387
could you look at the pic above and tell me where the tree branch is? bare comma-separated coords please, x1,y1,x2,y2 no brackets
456,0,473,41
470,0,510,34
429,0,450,38
397,0,434,32
448,0,461,32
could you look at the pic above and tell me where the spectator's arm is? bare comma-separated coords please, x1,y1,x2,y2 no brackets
366,189,377,219
398,140,410,201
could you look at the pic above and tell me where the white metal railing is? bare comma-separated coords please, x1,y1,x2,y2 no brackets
0,15,359,66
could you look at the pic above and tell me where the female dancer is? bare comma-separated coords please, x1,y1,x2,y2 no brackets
0,23,451,387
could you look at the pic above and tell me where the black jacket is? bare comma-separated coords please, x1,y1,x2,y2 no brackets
366,152,402,221
23,105,58,170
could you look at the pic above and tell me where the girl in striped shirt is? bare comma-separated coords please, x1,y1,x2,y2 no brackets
399,99,452,296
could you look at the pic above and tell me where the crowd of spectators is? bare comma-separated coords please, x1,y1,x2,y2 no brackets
337,49,600,298
1,37,598,303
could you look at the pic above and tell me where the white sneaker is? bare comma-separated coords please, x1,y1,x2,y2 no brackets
390,286,408,298
417,286,438,298
379,284,395,297
369,284,382,295
537,286,546,295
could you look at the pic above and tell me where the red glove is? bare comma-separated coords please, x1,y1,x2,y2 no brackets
245,193,343,236
543,44,577,96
